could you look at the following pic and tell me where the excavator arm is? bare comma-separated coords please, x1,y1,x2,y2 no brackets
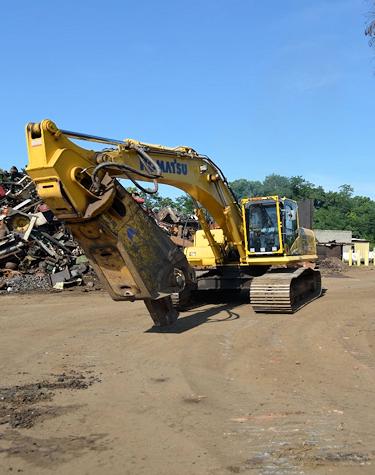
25,120,245,325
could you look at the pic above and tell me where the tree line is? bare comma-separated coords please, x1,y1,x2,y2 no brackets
128,174,375,245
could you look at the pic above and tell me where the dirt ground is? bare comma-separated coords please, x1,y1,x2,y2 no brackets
0,267,375,475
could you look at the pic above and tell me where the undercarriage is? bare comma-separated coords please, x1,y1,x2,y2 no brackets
172,265,322,314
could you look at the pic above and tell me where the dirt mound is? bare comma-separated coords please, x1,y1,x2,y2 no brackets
318,257,348,274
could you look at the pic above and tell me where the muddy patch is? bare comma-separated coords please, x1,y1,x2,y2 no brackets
0,431,107,468
230,444,373,473
0,371,106,468
0,371,100,429
150,376,170,383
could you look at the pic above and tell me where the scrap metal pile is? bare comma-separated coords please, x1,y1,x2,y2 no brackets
0,168,197,293
155,206,197,247
0,167,98,293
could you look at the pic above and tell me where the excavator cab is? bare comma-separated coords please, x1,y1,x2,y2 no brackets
242,196,313,259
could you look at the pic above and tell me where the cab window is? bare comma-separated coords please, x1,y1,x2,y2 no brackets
283,200,298,249
246,200,280,253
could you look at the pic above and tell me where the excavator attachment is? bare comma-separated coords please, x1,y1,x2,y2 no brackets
67,181,194,326
25,120,198,327
250,267,322,313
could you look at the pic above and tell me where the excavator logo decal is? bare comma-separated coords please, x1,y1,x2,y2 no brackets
139,159,188,175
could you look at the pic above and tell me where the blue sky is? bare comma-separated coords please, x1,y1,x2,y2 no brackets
1,0,374,198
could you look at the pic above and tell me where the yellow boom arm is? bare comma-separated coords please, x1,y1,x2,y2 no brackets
26,120,245,263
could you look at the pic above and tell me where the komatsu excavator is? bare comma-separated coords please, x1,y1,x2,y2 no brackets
25,120,322,326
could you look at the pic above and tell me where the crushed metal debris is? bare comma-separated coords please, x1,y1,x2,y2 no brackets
0,166,96,292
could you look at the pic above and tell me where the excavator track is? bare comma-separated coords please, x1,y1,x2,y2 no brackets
250,267,322,313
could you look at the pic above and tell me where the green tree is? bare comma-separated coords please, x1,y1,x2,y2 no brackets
262,174,292,197
230,179,264,199
174,194,196,215
126,187,196,215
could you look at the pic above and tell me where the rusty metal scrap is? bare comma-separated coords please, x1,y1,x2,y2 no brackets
155,206,197,245
0,166,95,292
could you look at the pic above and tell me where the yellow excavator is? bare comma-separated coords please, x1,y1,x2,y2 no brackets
25,120,322,326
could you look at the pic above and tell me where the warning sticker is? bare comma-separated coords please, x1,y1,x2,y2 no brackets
31,138,42,147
